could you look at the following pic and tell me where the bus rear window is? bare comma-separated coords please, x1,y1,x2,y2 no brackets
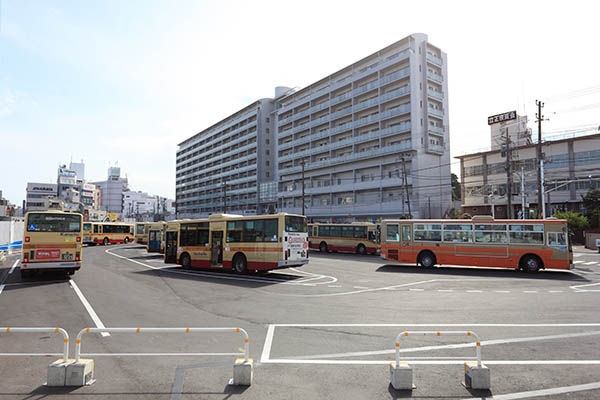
285,216,307,233
27,213,81,233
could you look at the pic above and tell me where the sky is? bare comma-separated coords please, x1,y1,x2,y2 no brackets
1,0,600,206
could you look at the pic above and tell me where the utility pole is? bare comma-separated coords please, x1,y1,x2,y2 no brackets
223,181,227,213
301,160,305,216
535,100,544,218
521,166,526,219
505,128,514,219
401,157,411,218
428,196,431,218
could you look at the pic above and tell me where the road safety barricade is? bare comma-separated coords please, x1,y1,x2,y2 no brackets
69,327,252,387
1,327,71,387
390,330,490,390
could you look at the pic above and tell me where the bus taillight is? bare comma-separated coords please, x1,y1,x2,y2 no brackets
23,257,28,263
75,252,80,261
25,236,30,242
76,237,81,242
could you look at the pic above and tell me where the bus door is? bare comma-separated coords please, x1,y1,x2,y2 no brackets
400,224,411,247
211,230,223,266
165,231,178,263
149,230,159,252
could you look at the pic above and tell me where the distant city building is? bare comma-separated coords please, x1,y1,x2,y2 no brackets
25,183,58,212
123,190,174,221
176,33,451,220
489,113,532,151
457,131,600,218
92,166,129,214
69,161,86,182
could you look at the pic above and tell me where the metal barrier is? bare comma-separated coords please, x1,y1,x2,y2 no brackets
0,327,69,360
75,327,249,362
394,330,482,368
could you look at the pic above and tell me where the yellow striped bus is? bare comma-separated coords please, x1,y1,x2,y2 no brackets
147,222,167,253
90,222,134,245
164,213,309,273
135,222,149,245
308,222,380,255
21,211,83,278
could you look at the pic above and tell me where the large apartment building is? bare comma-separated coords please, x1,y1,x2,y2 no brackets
176,33,451,220
275,33,450,220
176,99,275,217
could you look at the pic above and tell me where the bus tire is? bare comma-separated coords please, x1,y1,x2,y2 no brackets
67,269,75,276
20,269,31,279
520,254,543,273
180,253,191,269
233,253,247,274
103,237,109,246
124,237,129,244
418,251,436,268
356,244,367,256
319,242,328,253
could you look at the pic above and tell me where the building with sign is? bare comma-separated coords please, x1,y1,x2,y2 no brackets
489,112,532,151
457,131,600,218
25,183,58,212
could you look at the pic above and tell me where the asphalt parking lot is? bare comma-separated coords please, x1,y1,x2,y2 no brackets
0,244,599,399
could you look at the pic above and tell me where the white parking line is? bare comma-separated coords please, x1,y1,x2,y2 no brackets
438,289,453,292
524,291,538,293
409,288,424,291
573,260,584,264
583,262,597,265
8,259,19,274
484,381,600,400
495,291,510,293
0,284,4,295
467,290,482,293
69,280,110,337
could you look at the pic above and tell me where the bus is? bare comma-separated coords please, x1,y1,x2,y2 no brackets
165,213,309,273
135,222,149,245
83,222,93,245
309,222,380,255
90,222,134,245
147,222,167,253
21,211,83,278
380,216,573,272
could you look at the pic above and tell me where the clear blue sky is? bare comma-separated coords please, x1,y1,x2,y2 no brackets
2,0,599,205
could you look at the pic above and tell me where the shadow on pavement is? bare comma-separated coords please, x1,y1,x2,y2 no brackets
4,386,248,398
132,266,308,289
387,383,493,399
376,264,589,282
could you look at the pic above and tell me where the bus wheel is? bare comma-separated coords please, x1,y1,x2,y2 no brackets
520,255,542,273
124,237,129,244
103,237,109,246
233,254,247,274
67,270,75,276
319,242,328,253
356,244,367,256
20,269,31,279
418,251,436,268
181,254,191,269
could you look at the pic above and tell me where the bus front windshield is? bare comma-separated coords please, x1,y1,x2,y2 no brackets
285,216,308,233
27,213,81,233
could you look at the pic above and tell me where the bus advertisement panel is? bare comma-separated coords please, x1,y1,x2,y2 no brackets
309,222,379,255
21,211,83,277
91,222,134,245
380,217,573,272
169,213,309,273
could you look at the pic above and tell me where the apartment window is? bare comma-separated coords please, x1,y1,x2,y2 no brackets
266,172,270,177
266,150,270,155
266,161,270,166
266,128,270,134
419,65,421,72
420,100,423,108
266,118,270,123
266,139,270,144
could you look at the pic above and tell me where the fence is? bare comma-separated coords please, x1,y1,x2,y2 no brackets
0,219,24,253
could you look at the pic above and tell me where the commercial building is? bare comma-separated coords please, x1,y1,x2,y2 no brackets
176,33,452,220
176,99,275,218
25,183,58,212
457,131,600,218
92,166,129,214
275,33,450,220
123,190,174,221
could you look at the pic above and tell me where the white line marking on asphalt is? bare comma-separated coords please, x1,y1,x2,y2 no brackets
285,331,600,360
583,262,597,265
409,288,424,291
524,291,538,293
272,323,600,327
353,286,368,289
495,290,510,293
466,290,482,293
438,289,453,292
69,280,110,337
260,325,275,363
573,254,582,257
8,260,19,274
328,285,342,288
481,381,600,400
0,284,4,295
570,282,600,292
262,359,600,365
549,290,563,293
573,260,584,264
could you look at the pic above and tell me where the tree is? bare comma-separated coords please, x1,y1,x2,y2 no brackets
553,210,589,235
451,173,461,201
582,189,600,228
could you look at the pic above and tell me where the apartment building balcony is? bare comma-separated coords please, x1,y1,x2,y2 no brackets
177,119,257,160
278,123,411,163
177,142,257,175
428,108,444,118
427,90,444,101
280,201,418,218
426,72,443,83
426,54,442,66
426,143,446,154
177,128,257,165
279,141,413,175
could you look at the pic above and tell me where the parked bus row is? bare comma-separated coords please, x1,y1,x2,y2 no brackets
83,222,134,245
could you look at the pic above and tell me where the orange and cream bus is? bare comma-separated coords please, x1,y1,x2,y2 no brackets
380,216,573,272
83,222,93,245
21,211,83,278
147,222,167,253
309,222,380,255
135,222,149,245
90,222,134,245
165,213,309,273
